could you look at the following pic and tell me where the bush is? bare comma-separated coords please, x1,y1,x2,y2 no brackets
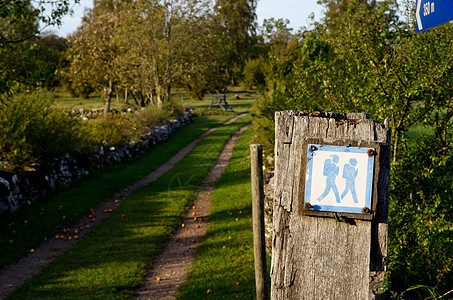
384,138,452,299
0,95,184,171
0,95,87,170
241,58,265,90
251,89,295,168
87,100,183,147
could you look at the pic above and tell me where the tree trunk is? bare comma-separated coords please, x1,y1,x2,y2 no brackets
130,90,139,106
124,87,128,104
104,80,114,117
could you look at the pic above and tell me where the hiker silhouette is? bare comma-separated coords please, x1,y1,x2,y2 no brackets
341,158,358,203
317,155,340,203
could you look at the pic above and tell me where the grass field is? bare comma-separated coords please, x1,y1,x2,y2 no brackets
7,115,251,299
45,86,256,115
178,87,257,115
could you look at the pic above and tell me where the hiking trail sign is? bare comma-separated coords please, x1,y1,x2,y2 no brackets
304,144,375,215
416,0,453,32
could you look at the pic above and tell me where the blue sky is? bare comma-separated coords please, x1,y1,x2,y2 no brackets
44,0,324,37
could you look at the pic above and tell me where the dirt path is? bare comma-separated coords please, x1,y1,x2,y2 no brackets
135,123,251,300
0,113,247,300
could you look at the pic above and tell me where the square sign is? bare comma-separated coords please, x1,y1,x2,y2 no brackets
304,144,374,214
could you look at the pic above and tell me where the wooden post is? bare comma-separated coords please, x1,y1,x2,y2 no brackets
251,144,269,300
271,111,391,299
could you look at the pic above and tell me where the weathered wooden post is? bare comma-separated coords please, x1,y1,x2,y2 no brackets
251,144,270,300
271,111,390,299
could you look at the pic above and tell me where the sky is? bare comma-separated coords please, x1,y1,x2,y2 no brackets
44,0,325,37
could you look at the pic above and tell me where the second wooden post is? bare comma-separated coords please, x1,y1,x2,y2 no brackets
251,144,269,300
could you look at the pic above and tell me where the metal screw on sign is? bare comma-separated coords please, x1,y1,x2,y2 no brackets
310,145,317,151
362,207,370,214
305,203,312,210
367,149,375,156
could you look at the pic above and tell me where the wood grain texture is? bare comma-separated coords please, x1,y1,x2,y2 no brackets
272,111,391,300
251,144,270,300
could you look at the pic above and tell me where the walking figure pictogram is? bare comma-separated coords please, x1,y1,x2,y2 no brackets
341,158,358,203
317,155,340,203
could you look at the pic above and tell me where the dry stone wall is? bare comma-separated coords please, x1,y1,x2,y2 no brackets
0,111,193,215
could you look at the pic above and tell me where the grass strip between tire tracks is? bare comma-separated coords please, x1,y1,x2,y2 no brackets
176,126,271,299
8,115,251,299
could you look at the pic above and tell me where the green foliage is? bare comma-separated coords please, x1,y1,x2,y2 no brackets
251,91,292,166
241,58,265,90
386,138,452,299
0,93,184,171
88,100,183,147
289,0,453,159
61,78,95,99
214,0,258,84
0,0,78,101
0,95,86,170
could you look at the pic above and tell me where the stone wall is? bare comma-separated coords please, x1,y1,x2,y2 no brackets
0,111,193,215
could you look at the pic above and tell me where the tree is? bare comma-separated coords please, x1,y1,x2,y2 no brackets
0,0,79,101
63,0,127,113
291,0,453,160
179,5,228,99
214,0,257,84
316,0,379,34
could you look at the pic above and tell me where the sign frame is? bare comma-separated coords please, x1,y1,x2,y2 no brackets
298,138,382,221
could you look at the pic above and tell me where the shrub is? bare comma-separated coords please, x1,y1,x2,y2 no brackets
241,58,265,90
87,100,184,148
0,94,184,172
385,138,453,299
251,89,294,168
0,95,87,171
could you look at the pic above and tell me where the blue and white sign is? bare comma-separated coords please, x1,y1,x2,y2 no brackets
304,145,374,214
416,0,453,33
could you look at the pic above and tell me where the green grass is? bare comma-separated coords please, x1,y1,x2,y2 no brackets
45,87,130,112
175,86,257,115
0,115,234,269
176,127,271,299
405,123,434,140
46,86,256,115
7,115,251,299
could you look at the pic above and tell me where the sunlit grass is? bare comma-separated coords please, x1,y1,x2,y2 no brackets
177,127,271,299
175,86,257,115
405,123,434,140
45,87,130,112
44,86,256,115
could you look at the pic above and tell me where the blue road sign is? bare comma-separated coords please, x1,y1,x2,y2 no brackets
416,0,453,33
